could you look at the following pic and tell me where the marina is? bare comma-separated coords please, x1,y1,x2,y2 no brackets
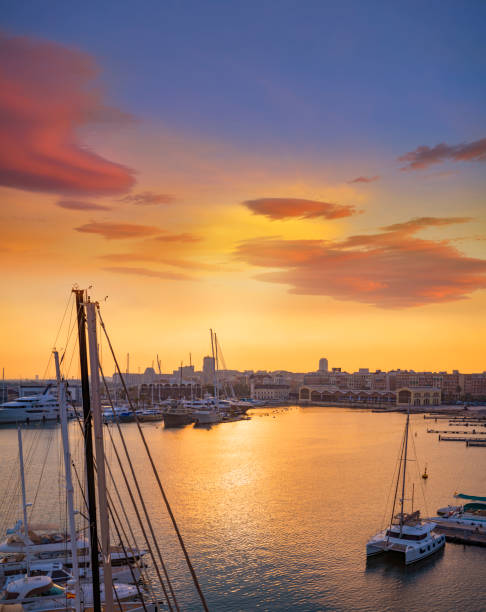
0,406,484,611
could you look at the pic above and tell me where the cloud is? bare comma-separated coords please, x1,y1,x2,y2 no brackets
154,232,201,243
243,198,357,220
347,176,380,184
0,32,135,195
235,217,486,308
399,138,486,171
381,216,472,234
119,191,176,206
57,200,112,211
103,266,191,280
100,252,219,271
75,222,160,239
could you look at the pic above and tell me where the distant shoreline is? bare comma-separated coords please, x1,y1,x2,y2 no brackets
251,402,486,416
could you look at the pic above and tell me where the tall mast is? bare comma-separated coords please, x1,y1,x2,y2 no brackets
399,405,410,533
54,350,81,612
74,289,102,612
17,428,29,538
86,300,114,611
17,427,31,575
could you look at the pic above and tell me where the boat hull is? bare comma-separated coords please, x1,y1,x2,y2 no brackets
163,413,193,428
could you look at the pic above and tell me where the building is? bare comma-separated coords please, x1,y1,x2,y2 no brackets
318,358,328,372
202,356,215,385
299,385,395,405
396,387,441,407
251,382,290,401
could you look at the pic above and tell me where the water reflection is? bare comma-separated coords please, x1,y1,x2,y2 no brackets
0,406,484,611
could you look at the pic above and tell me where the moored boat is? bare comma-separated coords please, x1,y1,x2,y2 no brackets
366,406,445,564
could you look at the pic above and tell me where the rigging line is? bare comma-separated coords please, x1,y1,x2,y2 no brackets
41,290,74,380
69,458,129,612
98,374,176,612
104,455,155,590
71,390,167,607
409,423,429,517
30,425,55,516
105,483,150,611
98,308,210,612
380,431,404,531
387,423,407,540
60,306,80,366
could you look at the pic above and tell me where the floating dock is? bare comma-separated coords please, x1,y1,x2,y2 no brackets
433,521,486,547
439,435,486,442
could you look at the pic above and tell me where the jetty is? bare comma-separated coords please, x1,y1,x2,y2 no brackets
432,521,486,547
438,435,486,442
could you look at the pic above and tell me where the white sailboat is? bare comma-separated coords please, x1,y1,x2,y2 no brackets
366,407,445,564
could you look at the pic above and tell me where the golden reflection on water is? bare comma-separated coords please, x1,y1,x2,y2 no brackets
0,407,485,611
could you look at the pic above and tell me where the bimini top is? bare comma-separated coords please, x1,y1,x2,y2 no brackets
455,493,486,502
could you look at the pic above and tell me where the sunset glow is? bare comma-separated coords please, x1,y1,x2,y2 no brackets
1,3,485,377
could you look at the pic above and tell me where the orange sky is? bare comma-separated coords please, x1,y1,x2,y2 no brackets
0,27,485,378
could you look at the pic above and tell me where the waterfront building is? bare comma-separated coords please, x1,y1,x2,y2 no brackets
396,387,441,407
251,382,290,401
299,385,395,405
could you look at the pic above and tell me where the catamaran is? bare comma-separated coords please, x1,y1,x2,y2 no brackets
366,407,445,564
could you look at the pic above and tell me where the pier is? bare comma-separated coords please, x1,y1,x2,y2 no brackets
433,521,486,547
438,435,486,442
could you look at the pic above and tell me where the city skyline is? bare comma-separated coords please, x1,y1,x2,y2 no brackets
1,1,486,376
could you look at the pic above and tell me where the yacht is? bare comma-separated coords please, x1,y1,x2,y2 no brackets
436,493,486,527
366,511,445,564
0,574,140,609
366,406,445,564
0,387,60,424
0,522,146,576
162,400,194,427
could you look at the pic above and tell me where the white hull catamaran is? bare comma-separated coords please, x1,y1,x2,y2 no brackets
366,406,445,564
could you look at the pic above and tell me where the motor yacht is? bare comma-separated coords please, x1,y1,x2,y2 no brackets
0,387,60,424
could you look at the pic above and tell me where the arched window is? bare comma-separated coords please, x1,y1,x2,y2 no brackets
398,389,412,404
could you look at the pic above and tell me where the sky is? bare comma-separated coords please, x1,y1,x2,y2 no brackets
1,0,485,377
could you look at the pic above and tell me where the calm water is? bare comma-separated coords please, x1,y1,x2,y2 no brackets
1,407,485,611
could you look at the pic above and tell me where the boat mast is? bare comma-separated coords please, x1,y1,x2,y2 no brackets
86,300,114,611
399,405,411,533
210,329,219,402
74,288,102,612
17,427,33,576
17,427,29,537
54,350,81,612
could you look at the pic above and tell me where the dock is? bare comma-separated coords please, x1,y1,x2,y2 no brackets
432,521,486,547
438,435,486,442
428,429,485,434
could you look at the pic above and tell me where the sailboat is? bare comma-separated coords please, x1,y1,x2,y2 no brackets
366,406,445,564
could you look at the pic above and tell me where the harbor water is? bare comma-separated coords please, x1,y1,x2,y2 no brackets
0,406,485,611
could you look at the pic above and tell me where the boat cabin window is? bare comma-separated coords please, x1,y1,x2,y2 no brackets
386,530,427,541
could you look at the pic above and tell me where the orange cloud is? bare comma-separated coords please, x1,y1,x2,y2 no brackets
243,198,357,220
0,32,135,195
399,138,486,171
154,233,201,243
235,217,486,308
75,222,160,239
119,191,176,206
57,200,112,211
100,252,218,271
347,176,380,183
103,266,192,280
